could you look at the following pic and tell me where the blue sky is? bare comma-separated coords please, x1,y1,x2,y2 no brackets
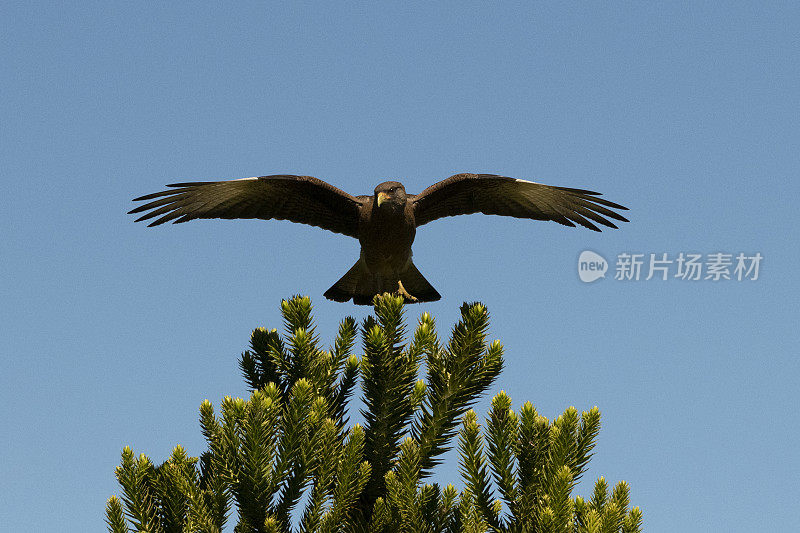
2,1,798,531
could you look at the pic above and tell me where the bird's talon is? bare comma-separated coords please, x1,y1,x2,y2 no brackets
396,280,418,302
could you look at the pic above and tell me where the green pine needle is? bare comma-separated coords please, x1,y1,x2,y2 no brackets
107,294,640,532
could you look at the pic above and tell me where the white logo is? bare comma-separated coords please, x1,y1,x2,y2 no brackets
578,251,608,283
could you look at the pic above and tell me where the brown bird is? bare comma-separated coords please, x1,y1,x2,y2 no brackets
129,173,628,304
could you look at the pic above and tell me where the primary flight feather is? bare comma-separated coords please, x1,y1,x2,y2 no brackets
130,173,629,304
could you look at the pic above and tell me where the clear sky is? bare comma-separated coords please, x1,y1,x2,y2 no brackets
2,2,798,531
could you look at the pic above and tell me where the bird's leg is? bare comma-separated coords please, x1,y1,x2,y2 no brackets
396,280,418,302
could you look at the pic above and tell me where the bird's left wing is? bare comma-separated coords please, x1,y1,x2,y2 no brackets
412,173,628,231
129,175,364,238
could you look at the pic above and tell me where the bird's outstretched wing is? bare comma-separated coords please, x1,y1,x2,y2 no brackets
412,173,629,231
129,175,364,238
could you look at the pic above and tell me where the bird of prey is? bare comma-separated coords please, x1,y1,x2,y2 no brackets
129,173,628,304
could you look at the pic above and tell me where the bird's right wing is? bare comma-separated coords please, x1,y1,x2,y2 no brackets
129,175,364,238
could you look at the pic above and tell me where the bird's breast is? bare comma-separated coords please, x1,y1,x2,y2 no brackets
358,207,415,272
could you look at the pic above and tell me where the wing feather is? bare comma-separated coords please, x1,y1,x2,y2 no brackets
412,173,628,232
129,175,363,238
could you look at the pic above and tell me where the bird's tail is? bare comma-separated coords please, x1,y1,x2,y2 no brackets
324,259,441,305
399,261,441,304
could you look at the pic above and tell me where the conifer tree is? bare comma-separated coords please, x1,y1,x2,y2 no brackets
107,295,641,532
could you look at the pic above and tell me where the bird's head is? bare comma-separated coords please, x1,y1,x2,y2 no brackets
374,181,407,210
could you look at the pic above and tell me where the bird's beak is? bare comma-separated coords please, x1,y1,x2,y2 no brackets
377,192,389,207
